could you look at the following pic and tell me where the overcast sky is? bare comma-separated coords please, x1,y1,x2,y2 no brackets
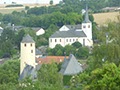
0,0,62,4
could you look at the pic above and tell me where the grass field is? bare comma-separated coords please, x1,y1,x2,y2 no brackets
93,12,120,25
0,4,49,14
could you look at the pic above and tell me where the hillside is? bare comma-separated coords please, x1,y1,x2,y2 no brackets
93,12,120,25
0,4,49,14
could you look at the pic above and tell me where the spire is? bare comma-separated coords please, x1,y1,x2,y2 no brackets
83,4,91,23
21,34,35,43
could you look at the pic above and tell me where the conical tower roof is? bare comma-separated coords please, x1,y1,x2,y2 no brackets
21,34,35,43
83,4,91,23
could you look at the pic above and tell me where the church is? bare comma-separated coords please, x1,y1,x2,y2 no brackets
49,5,93,48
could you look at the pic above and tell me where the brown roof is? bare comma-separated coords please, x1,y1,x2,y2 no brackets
36,56,68,64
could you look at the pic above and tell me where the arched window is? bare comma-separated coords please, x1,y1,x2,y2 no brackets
60,39,61,42
55,39,57,42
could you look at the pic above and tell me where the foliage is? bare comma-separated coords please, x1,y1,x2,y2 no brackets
72,41,82,48
50,0,53,5
47,43,89,59
0,59,20,84
77,63,120,90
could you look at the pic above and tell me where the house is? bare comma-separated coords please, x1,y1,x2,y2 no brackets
35,49,42,58
36,56,68,64
49,5,93,48
0,26,3,36
59,54,83,75
102,7,120,12
32,27,45,36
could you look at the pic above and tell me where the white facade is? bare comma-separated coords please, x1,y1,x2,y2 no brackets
82,22,92,40
20,41,36,74
36,28,45,36
59,25,70,31
49,37,93,48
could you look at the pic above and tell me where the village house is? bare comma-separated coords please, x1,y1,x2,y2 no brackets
49,5,93,48
32,27,45,36
0,26,3,36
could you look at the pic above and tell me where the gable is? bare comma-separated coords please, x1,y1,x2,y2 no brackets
59,25,70,31
60,54,83,75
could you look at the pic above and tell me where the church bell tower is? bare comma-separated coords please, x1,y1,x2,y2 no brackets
82,4,92,40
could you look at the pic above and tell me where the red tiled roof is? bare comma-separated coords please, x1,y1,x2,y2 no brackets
36,56,68,64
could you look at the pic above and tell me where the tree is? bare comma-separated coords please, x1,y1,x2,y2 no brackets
37,63,64,89
50,0,53,5
76,47,89,59
72,41,82,49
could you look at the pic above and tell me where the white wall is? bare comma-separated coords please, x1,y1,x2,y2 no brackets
20,42,36,74
49,37,93,48
59,25,70,31
82,22,92,40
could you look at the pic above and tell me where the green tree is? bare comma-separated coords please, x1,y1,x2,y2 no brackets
72,41,82,49
50,0,53,5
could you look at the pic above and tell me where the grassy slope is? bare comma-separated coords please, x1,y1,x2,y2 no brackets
93,12,120,25
0,4,49,14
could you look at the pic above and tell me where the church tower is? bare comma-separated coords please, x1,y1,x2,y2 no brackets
82,4,92,41
20,34,36,74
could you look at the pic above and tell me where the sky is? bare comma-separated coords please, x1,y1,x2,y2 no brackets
0,0,62,4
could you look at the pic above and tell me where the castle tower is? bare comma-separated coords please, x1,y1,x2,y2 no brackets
20,34,36,74
82,4,92,40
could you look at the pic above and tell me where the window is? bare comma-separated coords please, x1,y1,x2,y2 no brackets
31,44,32,47
50,39,52,42
76,39,78,41
55,39,57,42
73,39,75,42
83,26,86,28
24,44,26,47
88,25,90,28
66,39,68,42
31,50,33,53
83,39,85,46
70,39,71,42
60,39,61,42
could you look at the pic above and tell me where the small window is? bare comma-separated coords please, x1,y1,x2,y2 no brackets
50,39,52,42
55,39,57,42
24,44,26,47
31,44,32,47
73,39,75,42
83,26,86,28
88,25,90,28
60,39,61,42
70,39,71,42
66,39,68,42
76,39,78,41
83,39,85,46
31,50,33,53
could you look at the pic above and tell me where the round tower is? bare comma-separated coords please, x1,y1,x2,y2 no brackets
20,34,36,74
